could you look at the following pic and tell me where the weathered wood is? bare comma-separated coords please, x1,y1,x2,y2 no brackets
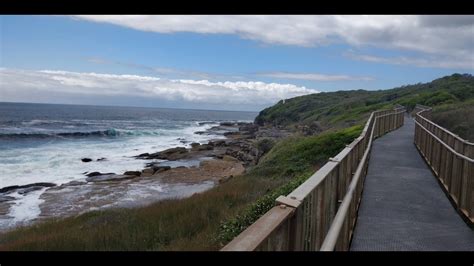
414,106,474,225
222,106,407,251
221,206,295,251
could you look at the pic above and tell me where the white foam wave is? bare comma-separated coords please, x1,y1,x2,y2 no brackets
0,122,225,228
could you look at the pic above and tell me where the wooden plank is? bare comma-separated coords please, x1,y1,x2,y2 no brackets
221,206,295,251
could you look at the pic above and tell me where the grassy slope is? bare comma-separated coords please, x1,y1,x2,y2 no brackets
430,99,474,142
1,73,472,250
255,73,474,140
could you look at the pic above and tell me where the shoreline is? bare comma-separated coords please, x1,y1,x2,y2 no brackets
0,120,288,232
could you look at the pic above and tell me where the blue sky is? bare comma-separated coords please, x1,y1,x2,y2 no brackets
1,15,473,111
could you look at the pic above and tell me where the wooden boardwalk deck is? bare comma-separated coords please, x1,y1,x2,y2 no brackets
350,115,474,251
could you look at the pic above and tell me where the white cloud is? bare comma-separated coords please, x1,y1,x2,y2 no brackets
0,68,318,108
73,15,474,69
345,52,474,70
257,72,374,81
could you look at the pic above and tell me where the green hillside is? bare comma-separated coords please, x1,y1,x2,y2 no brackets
256,73,474,140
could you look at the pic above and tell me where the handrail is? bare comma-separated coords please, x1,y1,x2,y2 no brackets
220,205,295,251
414,104,473,146
320,116,376,250
222,105,406,251
414,119,473,163
413,104,473,225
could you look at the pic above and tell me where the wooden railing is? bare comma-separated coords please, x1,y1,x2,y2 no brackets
413,104,474,225
222,106,406,251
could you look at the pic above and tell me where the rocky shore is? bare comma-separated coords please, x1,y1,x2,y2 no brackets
0,121,291,230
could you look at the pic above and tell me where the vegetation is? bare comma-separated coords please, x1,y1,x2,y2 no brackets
255,73,474,140
0,126,361,251
1,73,472,250
218,125,362,243
430,99,474,142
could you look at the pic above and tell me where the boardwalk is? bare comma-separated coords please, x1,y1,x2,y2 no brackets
350,115,474,251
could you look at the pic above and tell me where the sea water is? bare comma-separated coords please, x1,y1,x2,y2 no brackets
0,102,257,228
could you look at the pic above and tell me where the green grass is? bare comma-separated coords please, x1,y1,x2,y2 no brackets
0,126,362,251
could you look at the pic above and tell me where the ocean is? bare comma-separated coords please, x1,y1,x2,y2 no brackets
0,102,257,228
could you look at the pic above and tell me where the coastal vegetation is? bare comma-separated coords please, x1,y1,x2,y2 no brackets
0,73,472,250
256,73,473,140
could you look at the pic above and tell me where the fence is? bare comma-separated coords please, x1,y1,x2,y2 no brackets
413,104,473,225
222,106,406,251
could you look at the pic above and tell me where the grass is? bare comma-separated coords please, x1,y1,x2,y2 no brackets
0,125,362,251
430,99,474,142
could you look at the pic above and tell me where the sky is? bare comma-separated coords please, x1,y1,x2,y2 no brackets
0,15,473,111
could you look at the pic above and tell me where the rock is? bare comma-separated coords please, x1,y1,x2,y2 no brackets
81,158,93,162
86,174,137,182
97,157,107,161
145,162,157,168
86,172,101,177
220,122,235,126
225,148,256,166
239,124,258,133
0,195,16,202
222,155,239,162
198,121,215,126
250,148,259,156
237,122,251,126
63,180,87,186
191,143,213,151
123,171,141,176
136,153,150,158
141,168,155,176
197,144,213,151
224,131,241,137
138,147,188,160
85,172,115,177
18,186,44,195
194,131,207,135
209,140,226,147
0,182,56,194
153,166,171,173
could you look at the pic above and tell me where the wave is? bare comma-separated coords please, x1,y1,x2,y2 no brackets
0,129,166,140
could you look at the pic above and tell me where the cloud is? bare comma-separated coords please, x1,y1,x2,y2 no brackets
85,56,238,81
0,68,318,110
257,72,374,81
73,15,474,69
345,52,474,70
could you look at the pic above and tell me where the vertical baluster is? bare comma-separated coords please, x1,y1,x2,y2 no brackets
450,140,463,204
445,136,454,191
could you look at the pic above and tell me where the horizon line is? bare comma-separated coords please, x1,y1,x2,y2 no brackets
0,101,260,113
